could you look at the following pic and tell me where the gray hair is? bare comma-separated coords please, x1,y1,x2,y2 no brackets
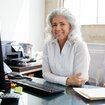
45,8,82,43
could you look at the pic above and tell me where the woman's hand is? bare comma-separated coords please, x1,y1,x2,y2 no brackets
66,73,86,86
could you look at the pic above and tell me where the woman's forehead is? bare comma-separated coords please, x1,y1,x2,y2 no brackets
51,15,68,23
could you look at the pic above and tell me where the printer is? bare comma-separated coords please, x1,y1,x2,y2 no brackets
2,41,34,66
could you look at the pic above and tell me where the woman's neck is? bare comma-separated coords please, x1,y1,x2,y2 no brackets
58,38,67,52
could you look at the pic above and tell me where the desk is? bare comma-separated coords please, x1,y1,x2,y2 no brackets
9,62,42,76
2,78,105,105
19,85,105,105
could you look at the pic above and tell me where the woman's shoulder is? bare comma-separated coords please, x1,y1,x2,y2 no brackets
44,38,57,46
74,40,88,49
75,40,87,46
43,39,55,51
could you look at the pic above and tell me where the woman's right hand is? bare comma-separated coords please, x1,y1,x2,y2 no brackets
66,73,86,86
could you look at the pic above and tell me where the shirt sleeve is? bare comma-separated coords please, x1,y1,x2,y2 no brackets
73,41,90,81
42,43,67,86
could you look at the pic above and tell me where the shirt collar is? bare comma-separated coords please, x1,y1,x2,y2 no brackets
51,38,72,46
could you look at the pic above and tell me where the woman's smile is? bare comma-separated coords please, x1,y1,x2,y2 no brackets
51,15,71,40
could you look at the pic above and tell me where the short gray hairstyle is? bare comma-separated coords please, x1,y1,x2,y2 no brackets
45,8,82,43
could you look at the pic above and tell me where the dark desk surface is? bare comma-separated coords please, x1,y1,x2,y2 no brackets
1,78,105,105
19,84,105,105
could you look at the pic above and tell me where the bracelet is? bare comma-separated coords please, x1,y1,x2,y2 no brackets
66,77,70,86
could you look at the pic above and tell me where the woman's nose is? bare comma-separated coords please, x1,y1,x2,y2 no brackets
56,24,61,30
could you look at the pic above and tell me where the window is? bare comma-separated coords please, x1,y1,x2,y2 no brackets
64,0,105,24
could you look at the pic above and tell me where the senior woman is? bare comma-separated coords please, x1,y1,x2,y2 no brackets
42,8,90,86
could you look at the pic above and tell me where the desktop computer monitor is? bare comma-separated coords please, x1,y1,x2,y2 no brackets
0,35,5,91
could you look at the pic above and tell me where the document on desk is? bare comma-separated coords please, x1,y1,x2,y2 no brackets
73,87,105,100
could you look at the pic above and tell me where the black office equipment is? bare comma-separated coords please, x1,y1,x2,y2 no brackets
0,93,20,100
8,72,32,80
13,79,64,94
0,35,20,103
5,57,36,66
0,36,6,91
8,72,23,79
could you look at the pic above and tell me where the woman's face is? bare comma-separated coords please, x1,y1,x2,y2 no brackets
51,15,71,41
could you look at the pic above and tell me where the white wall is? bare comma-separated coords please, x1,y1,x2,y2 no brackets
0,0,45,52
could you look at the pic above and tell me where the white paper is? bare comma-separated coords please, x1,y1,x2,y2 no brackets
73,87,105,100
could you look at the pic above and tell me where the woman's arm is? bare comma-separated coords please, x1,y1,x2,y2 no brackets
74,41,90,80
42,43,67,86
66,41,90,86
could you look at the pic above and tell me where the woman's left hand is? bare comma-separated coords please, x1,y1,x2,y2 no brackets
66,73,86,86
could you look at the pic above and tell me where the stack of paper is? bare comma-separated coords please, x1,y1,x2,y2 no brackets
73,87,105,100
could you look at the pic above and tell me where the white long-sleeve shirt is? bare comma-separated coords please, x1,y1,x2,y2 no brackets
42,39,90,86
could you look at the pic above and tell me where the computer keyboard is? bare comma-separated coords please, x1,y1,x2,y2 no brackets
0,93,20,100
13,79,64,94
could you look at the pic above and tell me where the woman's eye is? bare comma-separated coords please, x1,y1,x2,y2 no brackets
60,23,65,26
52,24,56,27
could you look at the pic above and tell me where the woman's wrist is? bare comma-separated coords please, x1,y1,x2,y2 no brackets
66,77,71,86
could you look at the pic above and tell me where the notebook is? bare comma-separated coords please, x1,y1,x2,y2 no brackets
73,87,105,100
